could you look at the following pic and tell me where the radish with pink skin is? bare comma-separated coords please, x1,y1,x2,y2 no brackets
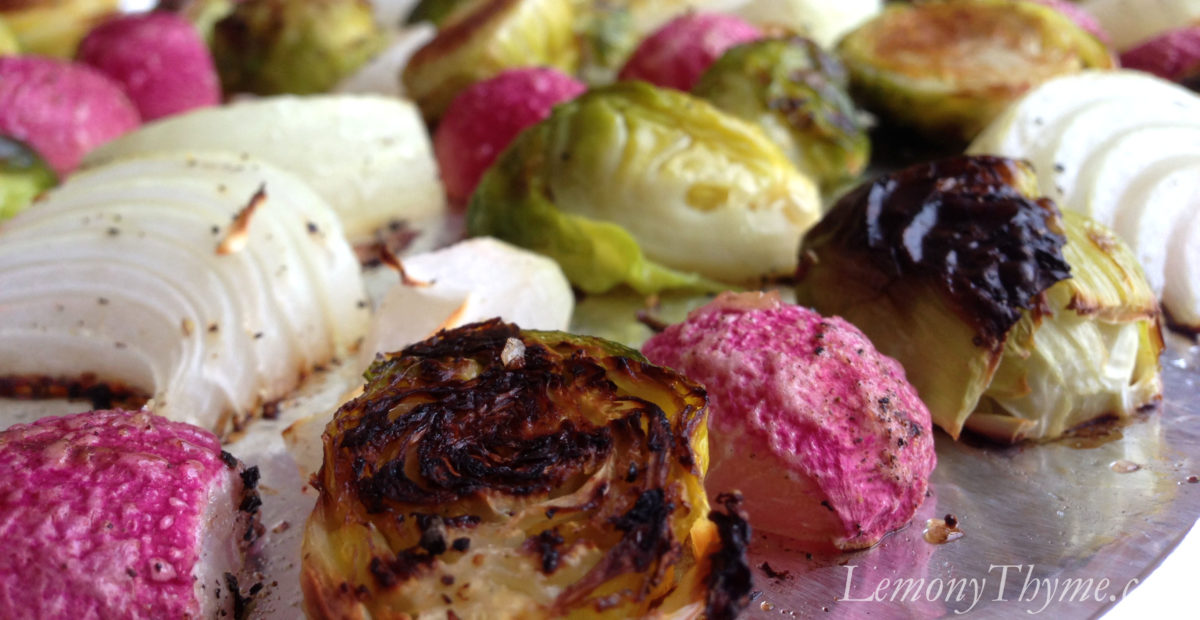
0,56,140,176
76,12,220,122
1121,26,1200,85
617,12,762,92
433,67,585,205
643,291,936,551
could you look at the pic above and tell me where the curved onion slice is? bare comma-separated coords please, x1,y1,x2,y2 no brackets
82,94,446,244
0,150,370,435
360,237,574,367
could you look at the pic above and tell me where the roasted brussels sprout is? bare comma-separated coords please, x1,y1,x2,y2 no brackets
795,156,1163,443
693,37,870,190
0,0,118,57
467,81,822,295
302,319,753,619
210,0,384,95
837,0,1114,143
1,135,56,220
402,0,578,123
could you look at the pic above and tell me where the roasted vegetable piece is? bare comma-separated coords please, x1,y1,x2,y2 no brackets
795,156,1163,443
401,0,578,123
693,36,870,190
468,81,822,295
0,55,140,177
302,319,753,619
616,12,762,92
837,0,1115,143
76,12,220,121
211,0,384,95
643,291,936,551
0,0,118,57
0,135,56,220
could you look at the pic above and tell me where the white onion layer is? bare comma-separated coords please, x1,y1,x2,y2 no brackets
84,94,447,244
0,151,370,434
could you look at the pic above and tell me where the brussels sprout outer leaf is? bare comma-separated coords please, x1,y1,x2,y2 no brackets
467,147,727,295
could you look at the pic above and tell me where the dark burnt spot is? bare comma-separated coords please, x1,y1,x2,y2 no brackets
528,528,566,574
612,489,674,572
758,562,791,581
800,155,1070,344
706,493,754,620
220,450,239,469
240,466,260,490
451,537,471,552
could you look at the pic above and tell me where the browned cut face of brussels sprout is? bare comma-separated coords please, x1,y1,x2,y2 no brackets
401,0,579,123
796,155,1162,443
211,0,384,96
693,36,871,191
837,0,1115,143
302,319,753,619
466,81,822,295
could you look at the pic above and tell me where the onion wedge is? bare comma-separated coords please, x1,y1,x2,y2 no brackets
0,151,369,435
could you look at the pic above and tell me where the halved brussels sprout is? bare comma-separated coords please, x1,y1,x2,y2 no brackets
467,81,822,295
837,0,1115,143
1,136,56,220
795,155,1163,443
302,319,752,618
401,0,579,123
693,36,870,190
210,0,385,95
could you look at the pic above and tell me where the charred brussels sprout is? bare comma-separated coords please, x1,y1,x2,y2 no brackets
211,0,384,95
837,0,1114,143
1,136,56,220
795,156,1163,443
467,81,822,295
693,37,871,191
401,0,579,123
302,319,752,619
